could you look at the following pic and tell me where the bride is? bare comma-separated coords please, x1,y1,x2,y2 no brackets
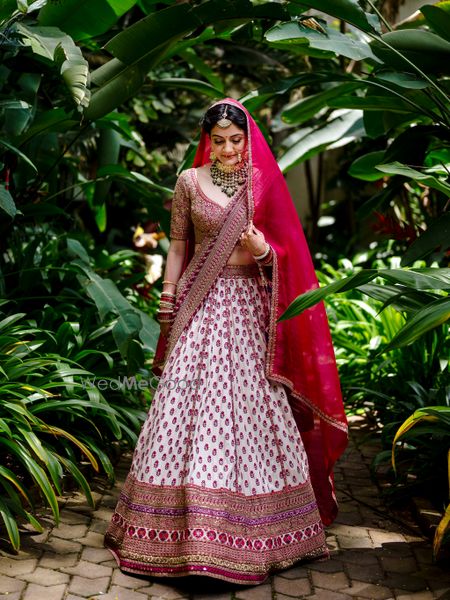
104,98,348,585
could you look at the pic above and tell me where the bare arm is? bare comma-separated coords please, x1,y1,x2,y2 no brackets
159,240,187,337
162,239,186,294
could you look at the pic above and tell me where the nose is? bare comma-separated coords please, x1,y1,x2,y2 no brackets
223,140,234,153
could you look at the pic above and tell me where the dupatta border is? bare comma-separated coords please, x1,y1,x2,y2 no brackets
162,182,248,366
265,250,349,435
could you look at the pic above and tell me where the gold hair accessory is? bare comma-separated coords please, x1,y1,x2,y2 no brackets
216,105,232,128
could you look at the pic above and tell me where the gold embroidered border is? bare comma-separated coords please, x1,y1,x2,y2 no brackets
105,543,328,585
264,248,348,435
163,181,248,367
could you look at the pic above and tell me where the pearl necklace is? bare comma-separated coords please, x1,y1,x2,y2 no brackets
210,159,248,198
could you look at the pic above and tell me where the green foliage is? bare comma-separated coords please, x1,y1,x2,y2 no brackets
280,263,450,351
0,0,448,555
0,224,159,546
0,308,147,549
308,251,449,556
393,407,450,559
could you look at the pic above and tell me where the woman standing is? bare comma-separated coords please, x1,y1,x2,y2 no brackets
104,98,348,585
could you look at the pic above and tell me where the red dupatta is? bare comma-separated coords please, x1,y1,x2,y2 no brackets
152,98,348,526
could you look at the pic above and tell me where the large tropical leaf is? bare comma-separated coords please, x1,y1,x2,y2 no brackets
177,48,225,93
402,213,450,266
0,139,37,172
16,24,90,107
348,151,386,181
279,270,379,321
265,20,377,61
379,268,450,291
0,185,17,218
280,267,449,348
85,0,288,120
17,108,79,144
54,40,90,107
38,0,137,41
421,5,450,43
375,162,450,196
155,77,224,98
289,0,375,33
278,109,364,172
281,82,362,125
384,297,450,350
329,95,415,113
371,30,450,73
0,0,17,21
73,260,159,353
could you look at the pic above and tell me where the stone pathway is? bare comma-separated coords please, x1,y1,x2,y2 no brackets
1,416,449,600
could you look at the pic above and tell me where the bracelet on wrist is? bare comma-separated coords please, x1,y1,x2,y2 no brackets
253,242,270,261
156,311,175,323
260,247,273,265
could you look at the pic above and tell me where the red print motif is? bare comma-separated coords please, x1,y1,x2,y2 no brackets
129,274,309,495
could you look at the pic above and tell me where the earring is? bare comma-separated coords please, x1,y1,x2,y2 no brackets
209,151,216,162
237,152,242,162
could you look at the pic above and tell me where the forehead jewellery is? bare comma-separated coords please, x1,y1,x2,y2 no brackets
216,105,232,128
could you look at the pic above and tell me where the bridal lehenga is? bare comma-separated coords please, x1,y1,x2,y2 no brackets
104,99,348,585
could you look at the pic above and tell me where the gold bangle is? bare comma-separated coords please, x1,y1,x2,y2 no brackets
162,279,177,286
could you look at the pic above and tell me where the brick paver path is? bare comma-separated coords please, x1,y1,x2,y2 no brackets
1,416,449,600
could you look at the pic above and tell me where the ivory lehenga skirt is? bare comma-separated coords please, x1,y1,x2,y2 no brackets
104,263,328,585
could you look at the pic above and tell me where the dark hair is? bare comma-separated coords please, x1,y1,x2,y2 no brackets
201,103,247,135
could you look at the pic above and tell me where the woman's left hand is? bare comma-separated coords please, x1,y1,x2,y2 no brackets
240,220,267,256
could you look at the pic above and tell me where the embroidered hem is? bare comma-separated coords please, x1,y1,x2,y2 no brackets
104,475,329,585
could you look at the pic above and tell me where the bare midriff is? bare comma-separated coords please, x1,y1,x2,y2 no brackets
194,242,256,265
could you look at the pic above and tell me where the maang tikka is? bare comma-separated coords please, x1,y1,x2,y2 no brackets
209,103,249,198
216,105,232,128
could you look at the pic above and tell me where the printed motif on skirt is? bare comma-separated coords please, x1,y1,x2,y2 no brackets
104,263,328,584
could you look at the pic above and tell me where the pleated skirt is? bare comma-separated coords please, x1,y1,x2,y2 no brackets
104,263,328,585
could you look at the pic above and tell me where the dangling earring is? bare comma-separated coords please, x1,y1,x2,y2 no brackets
209,151,216,162
237,152,242,162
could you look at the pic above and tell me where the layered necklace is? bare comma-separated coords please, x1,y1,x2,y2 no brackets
210,158,248,198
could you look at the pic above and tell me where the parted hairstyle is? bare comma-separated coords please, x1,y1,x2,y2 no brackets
200,103,248,135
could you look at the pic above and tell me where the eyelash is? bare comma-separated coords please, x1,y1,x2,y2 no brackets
213,139,242,145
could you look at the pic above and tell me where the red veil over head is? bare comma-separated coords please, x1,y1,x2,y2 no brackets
154,97,348,525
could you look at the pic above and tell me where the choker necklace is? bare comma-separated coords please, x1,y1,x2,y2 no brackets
210,159,248,198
